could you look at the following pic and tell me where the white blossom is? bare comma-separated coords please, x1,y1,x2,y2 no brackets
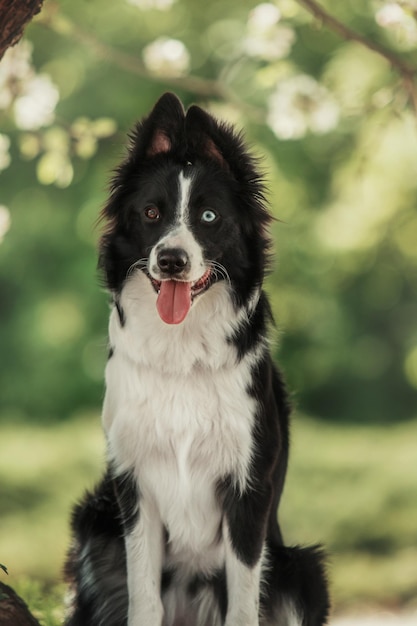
37,151,74,188
244,3,295,60
0,41,33,109
0,40,60,129
14,74,60,130
375,2,417,45
0,134,11,171
376,2,407,26
249,3,281,29
143,38,190,77
267,75,340,140
127,0,176,9
0,205,11,243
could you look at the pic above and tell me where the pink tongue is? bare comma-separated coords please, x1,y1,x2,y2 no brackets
156,280,192,325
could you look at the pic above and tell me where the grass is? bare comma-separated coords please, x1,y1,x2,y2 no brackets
1,414,416,623
281,417,417,612
0,414,104,581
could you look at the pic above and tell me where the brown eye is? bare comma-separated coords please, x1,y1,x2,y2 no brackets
144,206,161,221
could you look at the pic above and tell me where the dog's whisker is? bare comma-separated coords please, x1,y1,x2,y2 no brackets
127,258,148,278
209,261,231,286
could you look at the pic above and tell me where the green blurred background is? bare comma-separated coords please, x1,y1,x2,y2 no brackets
0,0,416,622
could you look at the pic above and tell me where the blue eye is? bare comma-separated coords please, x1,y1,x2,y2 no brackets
201,209,218,224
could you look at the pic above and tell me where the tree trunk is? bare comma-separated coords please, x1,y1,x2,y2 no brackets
0,0,44,60
0,581,41,626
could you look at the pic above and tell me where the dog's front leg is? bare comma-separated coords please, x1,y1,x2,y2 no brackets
221,479,273,626
124,496,164,626
223,517,264,626
224,521,262,626
125,499,164,626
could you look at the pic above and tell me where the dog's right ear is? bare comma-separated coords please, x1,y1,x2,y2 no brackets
133,92,185,158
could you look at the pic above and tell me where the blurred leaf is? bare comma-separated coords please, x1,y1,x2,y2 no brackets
91,117,117,138
19,133,42,160
1,0,417,423
36,152,73,187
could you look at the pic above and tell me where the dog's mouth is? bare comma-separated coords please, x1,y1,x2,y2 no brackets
147,269,213,325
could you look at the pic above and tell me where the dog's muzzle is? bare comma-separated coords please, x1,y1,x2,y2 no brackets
147,246,212,325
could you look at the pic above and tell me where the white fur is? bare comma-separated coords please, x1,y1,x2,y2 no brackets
105,271,254,380
285,604,303,626
102,170,267,625
270,601,303,626
177,171,193,222
103,271,263,625
125,498,164,625
104,273,260,530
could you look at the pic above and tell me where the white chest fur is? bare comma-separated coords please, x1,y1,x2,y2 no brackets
102,274,260,571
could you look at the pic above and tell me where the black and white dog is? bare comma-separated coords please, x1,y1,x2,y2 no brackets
65,93,329,626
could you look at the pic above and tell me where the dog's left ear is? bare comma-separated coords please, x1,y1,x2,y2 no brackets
133,92,185,158
146,93,185,157
147,129,172,156
185,105,228,170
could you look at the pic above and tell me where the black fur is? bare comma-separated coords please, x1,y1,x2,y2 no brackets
65,93,330,626
99,93,271,309
65,473,128,625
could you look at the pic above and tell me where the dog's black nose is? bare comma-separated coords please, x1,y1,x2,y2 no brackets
157,248,190,275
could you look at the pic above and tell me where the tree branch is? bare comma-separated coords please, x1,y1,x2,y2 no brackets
296,0,417,112
0,0,44,60
36,8,265,121
38,10,224,99
0,581,41,626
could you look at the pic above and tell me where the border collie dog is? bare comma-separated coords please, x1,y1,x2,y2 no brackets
65,93,329,626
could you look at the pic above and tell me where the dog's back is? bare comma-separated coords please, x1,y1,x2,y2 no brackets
65,93,329,626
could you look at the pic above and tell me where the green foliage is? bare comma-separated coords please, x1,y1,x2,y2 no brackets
0,416,103,581
13,578,65,626
1,5,417,617
1,416,416,613
1,1,417,422
281,416,417,608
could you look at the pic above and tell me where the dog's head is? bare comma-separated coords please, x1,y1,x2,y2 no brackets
100,92,271,324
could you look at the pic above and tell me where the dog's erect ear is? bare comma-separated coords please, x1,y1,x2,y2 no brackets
147,129,172,156
185,105,228,169
142,92,185,157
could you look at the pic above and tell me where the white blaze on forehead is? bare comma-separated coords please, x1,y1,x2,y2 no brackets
177,171,193,224
148,169,206,283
